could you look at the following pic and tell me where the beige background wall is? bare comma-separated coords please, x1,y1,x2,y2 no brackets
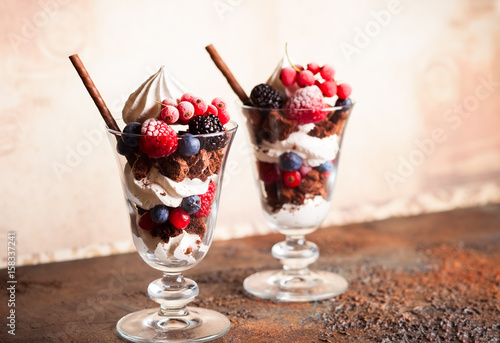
1,0,499,266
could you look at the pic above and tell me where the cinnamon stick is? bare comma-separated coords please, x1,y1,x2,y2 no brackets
205,44,250,104
69,54,120,132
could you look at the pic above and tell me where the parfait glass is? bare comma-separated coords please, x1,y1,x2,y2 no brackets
239,103,354,302
107,120,237,342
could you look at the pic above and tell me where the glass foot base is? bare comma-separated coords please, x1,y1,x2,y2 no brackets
243,270,348,302
116,306,230,343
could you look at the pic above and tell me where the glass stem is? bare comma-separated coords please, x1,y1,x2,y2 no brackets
147,272,199,317
272,234,319,276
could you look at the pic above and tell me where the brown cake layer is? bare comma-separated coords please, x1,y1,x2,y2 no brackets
264,169,329,212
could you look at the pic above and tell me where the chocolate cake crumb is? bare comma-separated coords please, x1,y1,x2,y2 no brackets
157,154,189,182
151,221,183,243
185,217,206,240
261,111,297,142
185,247,193,255
264,169,329,212
307,119,337,139
186,149,210,181
208,149,224,175
132,155,152,180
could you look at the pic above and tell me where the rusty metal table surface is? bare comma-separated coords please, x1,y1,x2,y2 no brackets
1,204,500,342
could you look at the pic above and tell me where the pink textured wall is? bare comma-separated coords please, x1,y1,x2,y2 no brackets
1,0,499,265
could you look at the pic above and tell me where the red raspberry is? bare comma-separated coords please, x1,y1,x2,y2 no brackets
307,62,320,75
284,86,326,124
180,93,195,102
138,211,157,231
280,67,297,87
140,118,178,158
169,208,190,230
205,104,218,116
297,70,315,87
320,64,335,80
159,105,179,124
319,80,338,97
194,182,216,218
190,97,208,115
258,161,280,184
283,171,301,188
177,101,195,121
337,83,352,99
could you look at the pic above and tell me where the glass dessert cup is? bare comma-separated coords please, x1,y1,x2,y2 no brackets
107,121,237,342
239,103,354,302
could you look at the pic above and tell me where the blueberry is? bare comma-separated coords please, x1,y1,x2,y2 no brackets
181,195,201,214
116,138,136,156
279,152,303,172
150,205,169,224
122,122,142,147
318,160,334,173
178,133,200,156
335,97,353,108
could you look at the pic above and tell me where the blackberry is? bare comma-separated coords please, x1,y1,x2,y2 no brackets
250,84,283,109
188,114,228,151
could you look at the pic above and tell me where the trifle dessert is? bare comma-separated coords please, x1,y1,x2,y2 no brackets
116,66,234,269
242,57,354,231
206,44,353,301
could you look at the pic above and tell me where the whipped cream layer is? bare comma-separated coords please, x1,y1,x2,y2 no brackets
254,124,339,167
134,228,207,265
122,66,187,124
263,195,331,229
124,164,211,209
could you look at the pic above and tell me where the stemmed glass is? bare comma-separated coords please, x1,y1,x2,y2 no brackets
107,121,237,342
239,103,353,302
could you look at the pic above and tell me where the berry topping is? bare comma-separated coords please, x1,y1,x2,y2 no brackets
180,93,195,102
318,160,334,173
307,62,320,75
178,133,200,156
318,80,338,97
294,64,305,71
335,97,353,108
138,211,157,231
217,109,230,125
177,101,195,121
320,64,335,80
190,97,208,115
337,83,352,99
279,152,303,172
205,104,218,116
298,164,313,177
140,118,178,158
117,139,136,156
181,195,201,214
258,161,280,184
188,114,227,151
159,105,179,124
283,171,301,188
161,98,177,107
284,85,326,124
211,97,227,112
150,205,169,224
169,208,190,230
280,67,297,87
297,70,315,87
250,83,283,109
194,182,216,218
122,122,142,147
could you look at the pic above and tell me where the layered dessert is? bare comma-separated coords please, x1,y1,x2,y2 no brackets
116,67,232,265
242,57,354,229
